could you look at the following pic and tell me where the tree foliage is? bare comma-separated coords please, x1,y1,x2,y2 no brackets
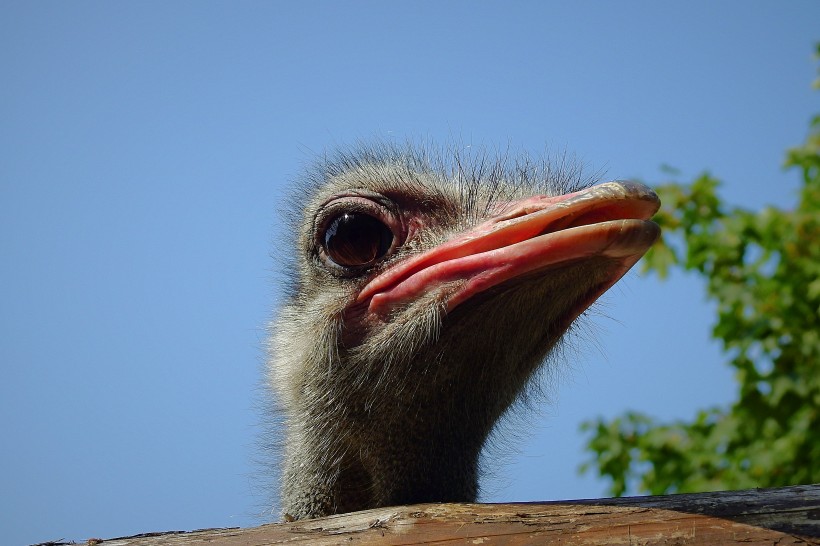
581,46,820,496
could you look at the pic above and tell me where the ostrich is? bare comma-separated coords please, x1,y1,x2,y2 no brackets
268,144,660,520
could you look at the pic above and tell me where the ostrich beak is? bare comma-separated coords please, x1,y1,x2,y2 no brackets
358,181,660,318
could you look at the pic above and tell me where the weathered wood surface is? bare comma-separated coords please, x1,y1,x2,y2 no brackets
71,484,820,546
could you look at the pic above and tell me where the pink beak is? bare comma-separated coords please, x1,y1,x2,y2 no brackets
358,181,661,319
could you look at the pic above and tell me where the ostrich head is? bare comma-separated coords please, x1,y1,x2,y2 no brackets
268,144,660,519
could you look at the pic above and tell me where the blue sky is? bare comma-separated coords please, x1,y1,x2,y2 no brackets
2,2,818,544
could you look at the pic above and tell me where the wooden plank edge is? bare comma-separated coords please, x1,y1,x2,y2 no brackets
40,483,820,546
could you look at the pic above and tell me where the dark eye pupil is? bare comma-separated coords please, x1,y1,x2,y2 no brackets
323,212,394,268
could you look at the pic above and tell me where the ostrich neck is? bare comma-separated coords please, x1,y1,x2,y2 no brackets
280,392,492,520
277,275,571,520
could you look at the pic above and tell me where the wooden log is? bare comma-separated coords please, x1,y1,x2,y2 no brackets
58,483,820,546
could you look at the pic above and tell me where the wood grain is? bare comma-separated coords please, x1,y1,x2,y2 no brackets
57,483,819,546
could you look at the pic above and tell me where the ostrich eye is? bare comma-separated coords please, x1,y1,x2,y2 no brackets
323,212,395,268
